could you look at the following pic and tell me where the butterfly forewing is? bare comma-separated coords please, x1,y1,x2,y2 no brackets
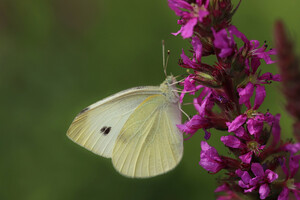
111,94,183,178
67,87,160,158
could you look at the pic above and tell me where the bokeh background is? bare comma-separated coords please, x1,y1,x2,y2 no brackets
1,0,299,199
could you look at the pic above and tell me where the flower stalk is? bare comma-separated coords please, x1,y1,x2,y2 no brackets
168,0,300,199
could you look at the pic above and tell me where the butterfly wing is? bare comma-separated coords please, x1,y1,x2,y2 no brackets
67,86,160,158
112,94,183,178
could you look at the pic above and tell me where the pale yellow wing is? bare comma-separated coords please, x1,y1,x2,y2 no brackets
112,94,183,178
67,86,160,158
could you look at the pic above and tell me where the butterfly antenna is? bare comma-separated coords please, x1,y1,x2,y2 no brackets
162,40,167,77
162,40,171,77
166,49,170,73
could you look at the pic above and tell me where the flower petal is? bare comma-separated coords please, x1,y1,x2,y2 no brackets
213,28,235,58
251,163,264,177
221,135,244,148
265,169,278,183
191,37,202,62
177,114,208,134
228,25,248,43
258,72,281,83
290,155,300,177
199,141,224,173
180,75,200,103
181,17,198,38
204,129,211,140
181,49,197,68
214,183,230,193
247,117,264,137
259,184,270,199
168,0,193,16
280,157,289,178
227,114,248,132
234,127,251,140
278,187,289,200
253,85,266,110
238,82,254,109
239,151,253,164
285,143,300,154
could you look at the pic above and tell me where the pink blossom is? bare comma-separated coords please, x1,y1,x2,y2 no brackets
278,156,300,200
212,25,248,58
215,184,241,200
179,74,202,103
220,135,245,149
284,143,300,154
177,114,209,135
236,163,278,199
238,82,266,110
212,28,235,58
223,122,265,164
226,115,247,132
199,141,224,173
168,0,210,38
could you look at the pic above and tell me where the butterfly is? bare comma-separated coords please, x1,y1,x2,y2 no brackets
66,76,183,178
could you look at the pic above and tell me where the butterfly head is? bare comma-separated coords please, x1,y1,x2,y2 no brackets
160,75,179,103
165,75,177,85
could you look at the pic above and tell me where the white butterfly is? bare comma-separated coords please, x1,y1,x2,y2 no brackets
66,76,183,178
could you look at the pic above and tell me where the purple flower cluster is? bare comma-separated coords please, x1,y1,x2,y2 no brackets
169,0,300,199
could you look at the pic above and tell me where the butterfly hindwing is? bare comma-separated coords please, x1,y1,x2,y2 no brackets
111,94,183,178
67,87,160,158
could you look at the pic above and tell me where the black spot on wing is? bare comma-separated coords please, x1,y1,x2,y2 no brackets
104,127,111,134
100,126,107,132
100,126,111,135
77,107,89,116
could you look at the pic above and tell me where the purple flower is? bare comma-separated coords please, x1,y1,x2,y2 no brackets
238,83,266,110
243,40,277,75
265,113,281,146
246,114,265,137
215,184,241,200
249,40,277,65
226,112,265,139
194,88,213,116
212,25,248,58
234,126,251,140
284,143,300,154
236,169,255,192
220,135,245,149
257,72,281,84
177,114,208,135
238,82,254,109
213,28,235,58
226,115,247,132
204,129,211,140
199,141,224,173
239,151,253,164
278,155,300,200
191,36,203,62
181,49,199,69
178,87,217,137
236,163,278,199
180,37,203,69
221,128,264,164
168,0,210,38
179,74,202,103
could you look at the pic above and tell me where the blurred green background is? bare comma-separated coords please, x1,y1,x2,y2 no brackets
1,0,299,199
